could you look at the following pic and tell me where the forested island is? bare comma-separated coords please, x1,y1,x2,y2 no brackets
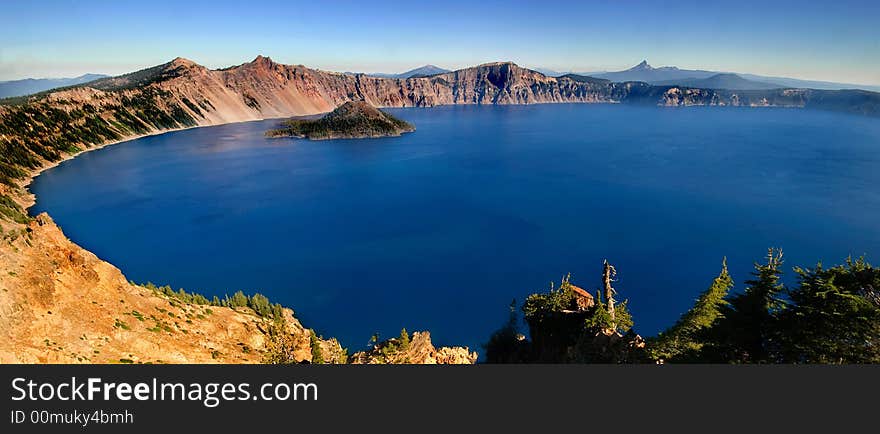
266,101,414,140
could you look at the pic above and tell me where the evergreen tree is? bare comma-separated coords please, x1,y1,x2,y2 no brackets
398,328,410,350
248,293,271,317
705,249,785,363
484,299,528,363
522,275,588,361
584,295,634,335
777,258,880,363
310,330,325,364
229,290,249,308
262,319,299,364
649,259,733,362
522,265,640,363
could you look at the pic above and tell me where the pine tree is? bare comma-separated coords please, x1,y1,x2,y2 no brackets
776,258,880,363
230,290,248,308
262,319,298,364
310,330,325,364
398,328,410,350
484,299,527,363
706,249,785,363
649,258,733,362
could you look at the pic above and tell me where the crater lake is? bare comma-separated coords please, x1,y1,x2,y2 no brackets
29,104,880,353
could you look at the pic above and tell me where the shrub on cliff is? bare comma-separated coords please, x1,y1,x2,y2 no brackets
0,195,29,224
141,283,285,321
262,319,300,364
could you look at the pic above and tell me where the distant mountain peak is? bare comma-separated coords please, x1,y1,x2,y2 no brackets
399,64,450,78
625,60,680,73
632,60,652,70
163,57,204,75
252,55,273,64
248,55,278,69
477,61,519,68
652,72,782,90
74,73,106,81
360,64,451,79
169,57,197,67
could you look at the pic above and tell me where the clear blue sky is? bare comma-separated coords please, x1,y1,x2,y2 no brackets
1,0,878,85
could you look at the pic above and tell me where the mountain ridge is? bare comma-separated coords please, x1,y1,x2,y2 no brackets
0,73,109,98
576,60,880,92
362,64,451,79
589,60,717,83
653,73,782,90
5,57,878,114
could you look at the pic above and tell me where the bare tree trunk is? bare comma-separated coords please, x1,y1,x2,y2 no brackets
603,260,616,327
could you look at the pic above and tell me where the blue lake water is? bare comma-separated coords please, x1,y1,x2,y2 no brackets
30,104,880,353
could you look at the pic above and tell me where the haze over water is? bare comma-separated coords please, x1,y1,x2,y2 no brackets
30,104,880,352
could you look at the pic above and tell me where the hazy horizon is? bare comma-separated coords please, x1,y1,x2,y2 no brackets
1,0,878,86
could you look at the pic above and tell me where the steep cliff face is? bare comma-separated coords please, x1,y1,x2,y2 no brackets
43,57,626,123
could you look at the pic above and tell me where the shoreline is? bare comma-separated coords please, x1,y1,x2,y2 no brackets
18,101,609,211
18,115,314,213
17,97,840,215
20,126,196,211
18,101,827,213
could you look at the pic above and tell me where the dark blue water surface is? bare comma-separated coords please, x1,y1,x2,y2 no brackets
30,104,880,352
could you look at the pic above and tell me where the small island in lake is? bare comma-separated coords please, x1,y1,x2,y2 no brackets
266,101,415,140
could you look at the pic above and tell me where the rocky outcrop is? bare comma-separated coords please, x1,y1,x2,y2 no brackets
350,331,477,364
